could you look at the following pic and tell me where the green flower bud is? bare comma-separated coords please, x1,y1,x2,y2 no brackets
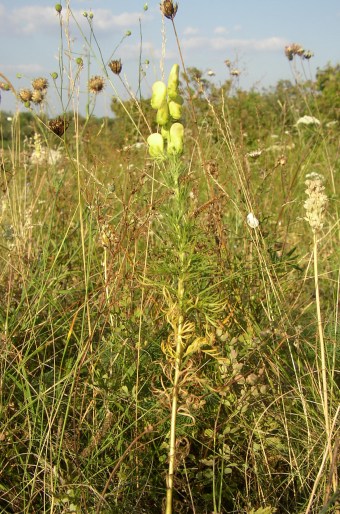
76,57,84,67
51,72,58,80
167,122,184,156
144,3,148,11
147,133,165,158
168,100,182,120
167,63,180,100
125,30,132,36
151,81,167,110
161,123,171,140
156,101,170,126
55,3,62,13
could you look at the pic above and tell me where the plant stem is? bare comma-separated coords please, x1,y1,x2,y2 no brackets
313,234,329,439
166,274,184,514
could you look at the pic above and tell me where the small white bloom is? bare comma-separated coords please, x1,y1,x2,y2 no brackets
207,69,215,76
295,115,321,127
246,149,262,159
247,213,259,229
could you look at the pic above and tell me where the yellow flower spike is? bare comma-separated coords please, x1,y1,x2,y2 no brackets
168,100,182,120
167,122,184,156
147,132,165,158
167,63,180,100
156,101,170,126
151,81,167,110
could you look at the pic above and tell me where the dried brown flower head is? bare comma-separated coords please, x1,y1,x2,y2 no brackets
49,116,69,137
32,77,49,91
19,89,33,102
285,43,305,61
88,76,105,94
108,59,122,75
160,0,178,20
31,90,46,105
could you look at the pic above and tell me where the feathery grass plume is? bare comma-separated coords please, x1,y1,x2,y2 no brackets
304,172,328,233
88,76,105,94
108,59,122,75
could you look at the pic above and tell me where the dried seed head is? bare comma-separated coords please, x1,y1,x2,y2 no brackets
304,173,328,233
19,89,33,102
32,77,49,91
108,59,122,75
303,50,314,60
88,76,105,94
160,0,178,20
0,82,10,91
49,116,69,137
31,90,46,104
285,43,304,60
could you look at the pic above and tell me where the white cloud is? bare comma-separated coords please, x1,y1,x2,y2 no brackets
1,63,44,73
214,26,228,35
183,26,199,36
0,4,144,36
182,36,287,52
121,42,176,61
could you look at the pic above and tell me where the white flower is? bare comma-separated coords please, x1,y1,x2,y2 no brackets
246,149,262,159
295,115,321,127
247,213,259,229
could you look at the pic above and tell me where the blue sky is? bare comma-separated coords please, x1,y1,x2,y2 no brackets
1,0,339,116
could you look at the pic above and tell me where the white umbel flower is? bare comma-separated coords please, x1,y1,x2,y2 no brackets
247,213,259,229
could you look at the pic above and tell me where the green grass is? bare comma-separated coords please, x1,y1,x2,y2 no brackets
0,3,339,513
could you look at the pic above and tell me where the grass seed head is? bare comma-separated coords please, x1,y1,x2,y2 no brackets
88,76,105,94
108,59,122,75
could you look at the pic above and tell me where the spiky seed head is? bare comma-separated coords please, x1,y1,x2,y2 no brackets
19,89,33,102
49,116,69,137
32,77,49,91
31,90,46,104
303,50,313,60
108,59,122,75
160,0,178,20
88,76,105,94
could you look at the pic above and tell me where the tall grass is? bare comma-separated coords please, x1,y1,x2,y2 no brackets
0,2,339,513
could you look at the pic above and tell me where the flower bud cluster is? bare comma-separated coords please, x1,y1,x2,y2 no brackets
147,64,184,159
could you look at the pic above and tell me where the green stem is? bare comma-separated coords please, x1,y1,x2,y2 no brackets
166,274,184,514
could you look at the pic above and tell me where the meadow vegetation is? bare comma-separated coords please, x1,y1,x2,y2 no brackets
0,2,339,513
